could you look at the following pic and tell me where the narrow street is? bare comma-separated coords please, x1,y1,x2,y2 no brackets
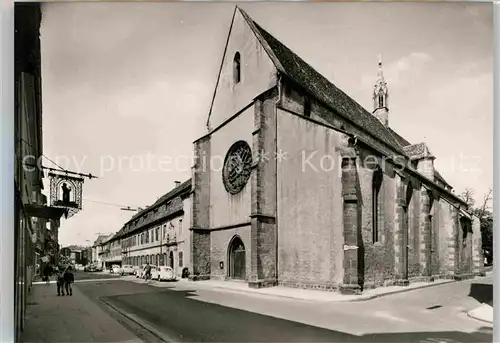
39,272,492,343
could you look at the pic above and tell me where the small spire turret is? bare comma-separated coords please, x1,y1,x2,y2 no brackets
372,54,389,126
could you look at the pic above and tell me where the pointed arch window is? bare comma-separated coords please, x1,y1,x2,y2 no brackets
233,52,241,84
378,94,384,108
372,167,383,243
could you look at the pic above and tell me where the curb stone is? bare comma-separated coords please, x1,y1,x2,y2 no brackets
203,280,457,303
128,273,491,303
466,303,493,325
467,312,493,325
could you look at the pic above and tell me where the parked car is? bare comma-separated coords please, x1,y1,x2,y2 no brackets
153,266,176,281
111,265,122,274
121,265,135,275
136,265,147,278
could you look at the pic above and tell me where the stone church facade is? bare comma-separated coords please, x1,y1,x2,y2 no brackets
189,7,484,293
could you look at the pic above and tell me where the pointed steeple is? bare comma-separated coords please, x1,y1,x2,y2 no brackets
372,54,389,126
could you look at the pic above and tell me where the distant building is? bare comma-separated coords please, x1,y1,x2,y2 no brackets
81,247,92,265
116,180,192,278
91,234,108,268
98,234,121,270
59,246,83,265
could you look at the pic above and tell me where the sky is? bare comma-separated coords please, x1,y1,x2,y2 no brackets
39,2,493,247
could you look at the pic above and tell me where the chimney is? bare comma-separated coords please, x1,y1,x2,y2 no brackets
174,181,181,187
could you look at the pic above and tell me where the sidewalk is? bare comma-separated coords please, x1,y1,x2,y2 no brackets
467,303,493,324
125,274,491,303
20,283,142,343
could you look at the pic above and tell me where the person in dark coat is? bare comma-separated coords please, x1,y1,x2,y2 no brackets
56,267,65,296
42,264,52,284
63,266,75,296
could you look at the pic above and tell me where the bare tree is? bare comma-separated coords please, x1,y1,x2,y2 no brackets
477,188,492,221
460,188,475,208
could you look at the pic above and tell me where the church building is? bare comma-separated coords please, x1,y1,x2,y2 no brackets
189,7,484,294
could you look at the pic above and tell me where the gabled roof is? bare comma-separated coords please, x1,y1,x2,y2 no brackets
209,7,460,204
93,234,109,246
389,129,451,187
116,179,192,238
124,179,191,226
388,128,411,147
237,7,406,156
102,234,116,244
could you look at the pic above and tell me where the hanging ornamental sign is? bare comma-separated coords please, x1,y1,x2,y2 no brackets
49,172,84,219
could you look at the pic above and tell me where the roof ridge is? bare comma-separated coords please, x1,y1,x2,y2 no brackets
207,6,239,130
239,10,406,156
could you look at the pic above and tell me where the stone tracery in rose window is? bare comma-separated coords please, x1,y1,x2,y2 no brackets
222,141,253,195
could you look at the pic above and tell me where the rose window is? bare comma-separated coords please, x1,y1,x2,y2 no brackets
222,141,253,194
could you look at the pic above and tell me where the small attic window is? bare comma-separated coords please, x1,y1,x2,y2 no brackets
304,97,311,117
233,52,241,84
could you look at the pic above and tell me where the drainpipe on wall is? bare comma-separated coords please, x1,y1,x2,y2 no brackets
275,73,282,282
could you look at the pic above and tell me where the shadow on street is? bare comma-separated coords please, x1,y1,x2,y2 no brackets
469,283,493,306
102,286,493,343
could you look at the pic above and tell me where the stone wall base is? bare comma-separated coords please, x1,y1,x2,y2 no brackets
248,278,278,289
339,284,362,295
394,279,410,286
409,276,434,283
453,273,476,281
431,274,455,281
188,275,210,281
278,280,338,292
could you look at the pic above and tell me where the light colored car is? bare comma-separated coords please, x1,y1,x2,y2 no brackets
121,265,135,275
112,264,122,274
136,264,147,278
153,266,176,281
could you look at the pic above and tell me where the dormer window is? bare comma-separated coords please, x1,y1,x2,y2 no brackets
233,52,241,84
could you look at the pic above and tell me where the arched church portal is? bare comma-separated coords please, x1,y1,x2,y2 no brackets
228,236,246,280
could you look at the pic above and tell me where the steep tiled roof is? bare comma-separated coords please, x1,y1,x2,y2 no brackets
238,8,406,156
117,179,192,238
102,234,116,244
93,234,109,246
126,179,191,224
388,128,411,147
240,8,457,192
403,143,434,161
390,133,451,187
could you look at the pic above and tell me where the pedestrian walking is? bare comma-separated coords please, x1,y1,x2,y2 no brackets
64,266,75,296
144,262,152,282
42,264,52,285
56,267,65,296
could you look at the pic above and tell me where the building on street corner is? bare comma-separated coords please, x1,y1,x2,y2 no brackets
188,7,484,293
92,234,111,269
14,2,68,340
99,234,122,270
117,180,192,278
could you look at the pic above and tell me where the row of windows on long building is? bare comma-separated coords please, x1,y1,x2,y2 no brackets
123,251,184,268
121,219,183,249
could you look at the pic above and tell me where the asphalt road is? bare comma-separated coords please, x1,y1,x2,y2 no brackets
75,276,493,343
73,271,121,280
